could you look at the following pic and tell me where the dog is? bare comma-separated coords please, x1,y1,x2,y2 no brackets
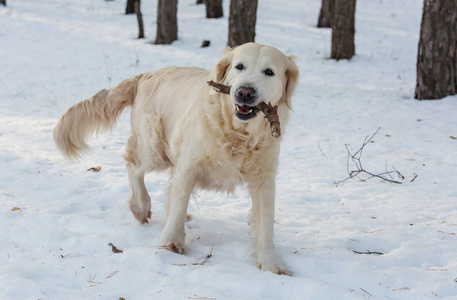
54,43,299,275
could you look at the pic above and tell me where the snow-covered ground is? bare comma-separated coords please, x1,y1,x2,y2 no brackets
1,0,457,299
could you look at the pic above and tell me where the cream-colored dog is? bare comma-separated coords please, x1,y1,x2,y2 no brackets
54,43,299,275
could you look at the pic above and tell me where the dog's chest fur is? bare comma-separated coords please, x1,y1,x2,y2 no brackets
194,132,275,193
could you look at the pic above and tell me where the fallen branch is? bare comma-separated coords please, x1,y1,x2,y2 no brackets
392,287,410,291
192,246,213,265
188,295,216,300
334,128,404,185
360,288,373,298
108,243,123,254
353,250,384,256
106,271,119,279
173,246,213,267
87,274,103,284
207,80,281,138
88,166,102,172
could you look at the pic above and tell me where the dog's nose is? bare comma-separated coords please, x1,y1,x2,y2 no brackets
236,86,257,105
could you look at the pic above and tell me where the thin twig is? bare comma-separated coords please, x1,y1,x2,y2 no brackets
173,246,213,267
335,128,404,185
360,288,373,298
106,271,119,279
353,250,384,255
317,141,326,156
87,274,103,284
192,246,213,265
188,295,216,300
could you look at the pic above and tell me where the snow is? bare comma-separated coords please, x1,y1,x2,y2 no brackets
1,0,457,299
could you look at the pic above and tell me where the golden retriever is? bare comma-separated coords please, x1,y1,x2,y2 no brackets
54,43,299,275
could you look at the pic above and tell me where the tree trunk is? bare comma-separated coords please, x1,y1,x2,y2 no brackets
206,0,223,19
415,0,457,100
228,0,258,47
317,0,334,28
134,0,144,39
0,0,6,6
155,0,178,45
126,0,135,14
331,0,356,60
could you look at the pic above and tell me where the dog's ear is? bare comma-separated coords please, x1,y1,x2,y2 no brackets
283,55,299,110
215,47,233,83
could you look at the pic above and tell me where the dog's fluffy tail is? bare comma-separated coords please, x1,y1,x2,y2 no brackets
53,75,142,159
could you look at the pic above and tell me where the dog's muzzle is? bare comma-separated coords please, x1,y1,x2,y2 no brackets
235,86,258,106
234,86,260,121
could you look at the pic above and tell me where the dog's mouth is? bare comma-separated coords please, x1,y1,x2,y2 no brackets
235,104,260,121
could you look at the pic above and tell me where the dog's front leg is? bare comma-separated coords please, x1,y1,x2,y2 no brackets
160,166,196,254
248,176,292,276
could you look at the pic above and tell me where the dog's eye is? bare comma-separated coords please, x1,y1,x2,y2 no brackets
235,63,244,71
264,69,274,76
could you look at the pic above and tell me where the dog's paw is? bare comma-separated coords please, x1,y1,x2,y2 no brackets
257,263,294,276
160,223,185,254
129,198,152,224
271,265,293,276
132,209,152,224
258,263,293,276
162,241,185,254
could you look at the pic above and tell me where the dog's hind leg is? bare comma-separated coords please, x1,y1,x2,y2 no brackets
127,165,151,224
124,135,152,224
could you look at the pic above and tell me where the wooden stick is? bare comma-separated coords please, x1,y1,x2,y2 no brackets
207,80,281,138
207,80,231,95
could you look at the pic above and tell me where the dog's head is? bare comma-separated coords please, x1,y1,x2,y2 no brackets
214,43,299,122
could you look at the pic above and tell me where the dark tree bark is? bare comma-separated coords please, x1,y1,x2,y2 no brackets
317,0,334,28
415,0,457,100
155,0,178,45
331,0,356,60
126,0,135,14
0,0,6,6
228,0,258,47
134,0,144,39
206,0,223,19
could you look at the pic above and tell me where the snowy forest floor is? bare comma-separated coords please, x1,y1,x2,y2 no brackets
1,0,457,299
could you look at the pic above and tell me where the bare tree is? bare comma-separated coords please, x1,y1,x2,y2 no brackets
228,0,258,47
415,0,457,100
317,0,334,28
331,0,356,60
206,0,223,19
155,0,178,44
134,0,144,39
126,0,135,14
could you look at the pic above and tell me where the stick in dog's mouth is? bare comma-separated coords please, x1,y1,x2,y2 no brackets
207,80,281,138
